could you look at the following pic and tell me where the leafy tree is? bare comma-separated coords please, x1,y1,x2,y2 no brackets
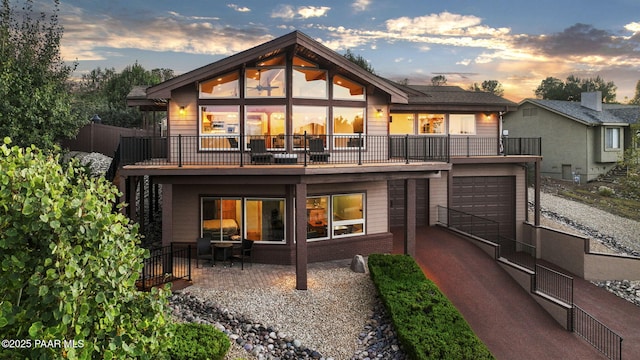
431,75,447,86
618,123,640,200
72,63,173,128
534,75,617,102
469,80,504,96
0,0,84,149
629,80,640,105
0,138,172,359
343,49,376,74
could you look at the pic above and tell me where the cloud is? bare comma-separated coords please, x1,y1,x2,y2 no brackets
624,22,640,34
352,0,371,12
59,5,273,61
516,23,640,58
228,4,251,12
271,5,330,20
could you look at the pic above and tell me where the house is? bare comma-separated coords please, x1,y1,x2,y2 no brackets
122,31,542,289
503,92,640,183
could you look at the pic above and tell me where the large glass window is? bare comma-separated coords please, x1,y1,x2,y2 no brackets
199,71,239,98
201,198,242,242
293,57,327,99
245,66,285,98
333,75,365,100
245,199,285,243
449,114,476,135
246,105,286,150
334,107,365,148
605,128,621,149
418,114,445,135
389,113,415,135
292,106,327,148
332,193,365,237
306,196,329,239
200,105,240,150
306,194,365,240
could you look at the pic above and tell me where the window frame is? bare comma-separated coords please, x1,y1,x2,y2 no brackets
200,197,243,242
449,114,476,135
244,198,286,244
307,193,366,242
199,71,239,99
199,105,240,151
605,127,621,150
418,113,445,135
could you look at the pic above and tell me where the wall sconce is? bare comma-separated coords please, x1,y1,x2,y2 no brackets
179,106,186,116
376,108,383,118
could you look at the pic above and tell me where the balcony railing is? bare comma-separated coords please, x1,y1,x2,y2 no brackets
118,134,540,167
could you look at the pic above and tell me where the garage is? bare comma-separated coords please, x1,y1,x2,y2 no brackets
451,176,515,240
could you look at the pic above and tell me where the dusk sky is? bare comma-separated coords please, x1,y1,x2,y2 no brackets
44,0,640,102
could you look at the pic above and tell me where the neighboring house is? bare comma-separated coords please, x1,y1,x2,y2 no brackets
504,92,640,183
122,31,541,288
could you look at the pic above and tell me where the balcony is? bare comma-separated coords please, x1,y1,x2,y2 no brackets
117,134,540,168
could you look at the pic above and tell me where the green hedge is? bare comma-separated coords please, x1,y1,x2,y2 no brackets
168,323,230,360
368,254,494,360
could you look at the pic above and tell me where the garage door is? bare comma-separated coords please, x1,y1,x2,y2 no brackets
451,176,515,240
388,179,428,226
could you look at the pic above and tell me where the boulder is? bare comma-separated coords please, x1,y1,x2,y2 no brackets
350,255,367,273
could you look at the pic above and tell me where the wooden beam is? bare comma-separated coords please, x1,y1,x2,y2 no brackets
295,183,308,290
404,179,416,256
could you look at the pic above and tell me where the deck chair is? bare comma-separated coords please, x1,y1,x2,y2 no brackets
250,139,272,164
232,239,254,270
309,138,330,162
227,137,238,149
196,237,213,268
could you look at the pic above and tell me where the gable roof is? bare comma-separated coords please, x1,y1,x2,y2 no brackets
520,99,639,126
145,30,408,103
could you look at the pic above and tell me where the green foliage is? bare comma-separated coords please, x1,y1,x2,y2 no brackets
0,0,84,149
470,80,504,97
368,254,494,360
168,323,230,360
0,138,172,359
71,63,172,128
629,80,640,105
343,49,375,74
431,75,447,86
534,75,617,103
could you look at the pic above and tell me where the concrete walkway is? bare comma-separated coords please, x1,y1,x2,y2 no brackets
397,226,639,359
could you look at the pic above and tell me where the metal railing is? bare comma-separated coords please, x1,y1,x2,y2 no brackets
498,236,536,270
573,305,623,360
139,244,192,291
436,205,623,358
534,264,573,304
449,136,541,157
436,205,501,243
118,134,539,167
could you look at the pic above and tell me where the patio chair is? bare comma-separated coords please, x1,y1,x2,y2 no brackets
309,138,330,162
227,137,238,149
196,237,213,268
250,139,272,164
231,238,254,270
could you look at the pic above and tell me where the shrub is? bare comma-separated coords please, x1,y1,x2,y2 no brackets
0,138,172,359
368,254,494,360
168,323,230,360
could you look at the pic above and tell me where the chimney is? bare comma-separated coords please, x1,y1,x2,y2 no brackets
581,91,602,112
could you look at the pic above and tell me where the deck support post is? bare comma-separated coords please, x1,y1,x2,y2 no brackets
295,183,308,290
404,178,416,257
